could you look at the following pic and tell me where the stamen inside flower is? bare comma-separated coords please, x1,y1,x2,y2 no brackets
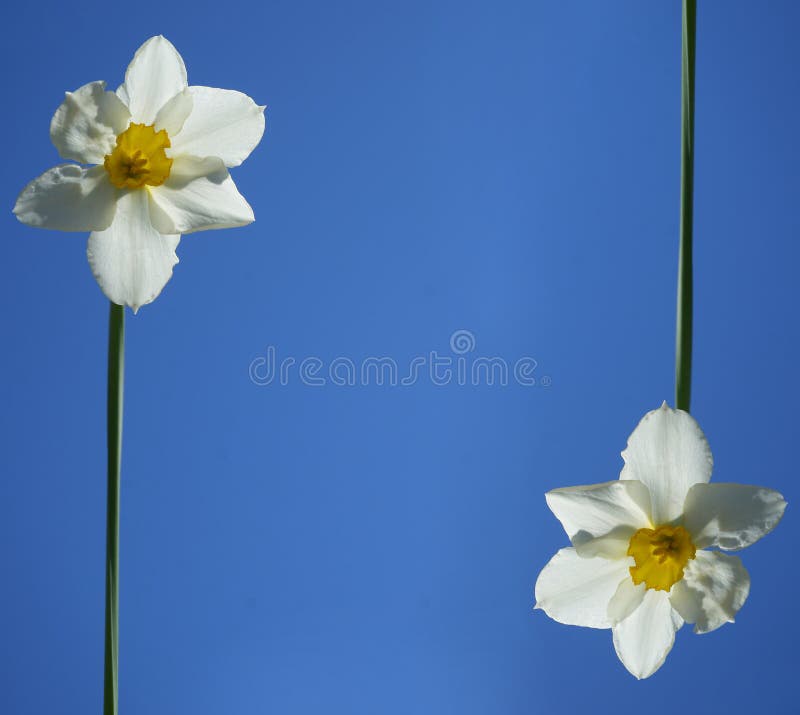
104,123,172,189
627,525,696,591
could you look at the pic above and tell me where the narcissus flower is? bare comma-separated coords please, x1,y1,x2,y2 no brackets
14,36,265,311
535,403,786,679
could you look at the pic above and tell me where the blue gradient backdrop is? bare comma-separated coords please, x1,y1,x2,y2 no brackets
2,1,797,713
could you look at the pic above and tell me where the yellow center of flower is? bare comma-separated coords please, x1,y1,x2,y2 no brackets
103,123,173,189
627,525,696,592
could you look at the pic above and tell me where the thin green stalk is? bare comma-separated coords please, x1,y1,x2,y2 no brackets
676,0,696,412
104,302,124,715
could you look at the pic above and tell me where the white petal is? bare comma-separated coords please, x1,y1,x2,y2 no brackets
545,480,652,553
14,165,116,232
607,578,646,625
155,88,193,136
683,483,787,550
50,81,130,164
670,550,750,634
87,189,179,311
573,531,637,559
535,548,630,629
118,36,188,125
612,589,681,679
147,156,254,234
170,86,265,167
116,84,130,106
620,403,713,525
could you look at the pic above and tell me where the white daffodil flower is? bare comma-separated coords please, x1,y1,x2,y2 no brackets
13,35,265,311
535,403,786,679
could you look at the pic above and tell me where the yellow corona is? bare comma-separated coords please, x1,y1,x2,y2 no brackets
627,525,696,592
104,123,172,189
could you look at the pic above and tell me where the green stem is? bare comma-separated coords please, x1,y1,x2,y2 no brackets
675,0,696,412
104,302,124,715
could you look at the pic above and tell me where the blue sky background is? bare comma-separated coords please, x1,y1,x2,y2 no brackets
2,1,798,713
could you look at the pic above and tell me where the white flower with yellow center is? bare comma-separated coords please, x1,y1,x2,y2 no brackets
535,403,786,679
13,35,265,311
